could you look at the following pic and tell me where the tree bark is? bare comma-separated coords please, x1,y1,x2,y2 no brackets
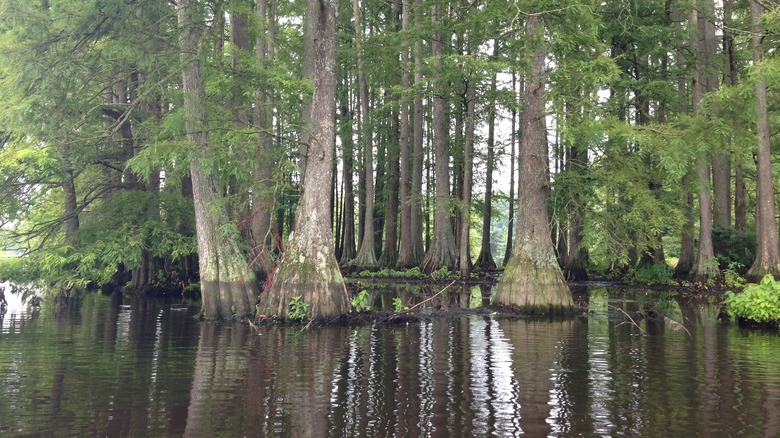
747,0,780,281
494,14,573,313
177,0,258,318
379,107,400,267
503,73,518,267
351,0,378,268
420,1,456,273
689,4,719,281
672,0,695,277
396,0,416,269
475,43,498,271
258,0,348,320
701,0,731,228
248,0,275,281
458,47,477,278
409,0,425,265
339,82,357,264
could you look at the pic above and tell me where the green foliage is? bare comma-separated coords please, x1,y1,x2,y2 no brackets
431,266,455,280
632,263,676,286
288,295,310,322
713,225,756,269
351,289,371,313
392,297,408,313
723,263,747,290
725,275,780,325
355,267,426,279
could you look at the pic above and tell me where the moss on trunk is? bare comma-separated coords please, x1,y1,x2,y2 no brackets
495,242,574,314
258,235,348,321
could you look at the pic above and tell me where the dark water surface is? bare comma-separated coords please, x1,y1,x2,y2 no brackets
2,287,780,437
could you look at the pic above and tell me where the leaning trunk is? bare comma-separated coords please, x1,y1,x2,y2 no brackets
494,14,573,313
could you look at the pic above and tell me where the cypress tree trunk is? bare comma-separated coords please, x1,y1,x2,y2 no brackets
379,109,400,267
458,47,477,278
396,0,416,269
701,0,730,228
178,0,258,318
672,0,695,277
747,0,780,281
409,0,425,265
62,157,79,246
564,126,588,281
249,0,275,281
339,83,357,264
494,14,572,313
351,0,378,268
724,0,747,232
258,0,348,320
689,4,719,281
503,73,518,267
475,43,498,271
420,1,456,273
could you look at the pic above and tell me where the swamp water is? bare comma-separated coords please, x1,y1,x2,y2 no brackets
1,286,780,437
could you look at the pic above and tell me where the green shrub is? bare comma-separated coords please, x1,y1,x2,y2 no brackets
288,295,310,322
355,267,426,279
713,224,755,268
724,275,780,325
633,263,675,286
351,289,371,312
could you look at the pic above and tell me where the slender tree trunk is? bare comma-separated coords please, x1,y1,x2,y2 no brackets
700,0,731,229
724,0,747,232
339,82,357,264
379,107,400,267
258,0,348,320
494,14,573,313
564,115,588,281
671,0,695,277
475,43,498,271
409,0,425,265
747,0,780,281
248,0,274,281
503,73,518,267
420,1,456,273
458,47,477,278
351,0,378,268
62,155,79,246
689,4,719,281
396,0,415,269
177,0,258,318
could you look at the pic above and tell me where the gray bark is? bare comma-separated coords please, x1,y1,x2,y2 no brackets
747,0,780,281
420,1,456,273
258,0,348,320
494,14,572,313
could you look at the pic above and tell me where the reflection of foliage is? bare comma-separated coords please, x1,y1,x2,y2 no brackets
469,286,483,309
724,275,780,325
